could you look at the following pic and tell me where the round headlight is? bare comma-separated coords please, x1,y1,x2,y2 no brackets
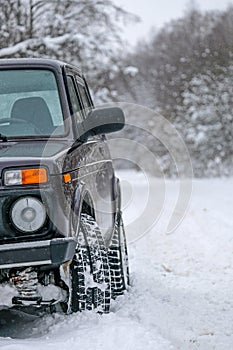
11,197,46,233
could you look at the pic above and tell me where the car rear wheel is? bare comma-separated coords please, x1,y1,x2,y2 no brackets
108,211,130,298
67,213,111,313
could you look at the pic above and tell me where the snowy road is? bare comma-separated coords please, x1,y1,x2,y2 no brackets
0,172,233,349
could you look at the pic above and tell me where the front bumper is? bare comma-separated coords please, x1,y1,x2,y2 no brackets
0,238,77,269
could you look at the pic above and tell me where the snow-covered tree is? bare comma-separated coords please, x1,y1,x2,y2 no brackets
180,67,233,176
112,6,233,176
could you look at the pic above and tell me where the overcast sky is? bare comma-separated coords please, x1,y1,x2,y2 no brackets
114,0,233,46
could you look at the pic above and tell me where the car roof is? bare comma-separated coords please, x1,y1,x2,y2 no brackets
0,58,82,75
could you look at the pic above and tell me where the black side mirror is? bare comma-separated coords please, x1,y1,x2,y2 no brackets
81,107,125,138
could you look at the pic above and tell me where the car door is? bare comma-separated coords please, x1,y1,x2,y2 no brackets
65,68,115,237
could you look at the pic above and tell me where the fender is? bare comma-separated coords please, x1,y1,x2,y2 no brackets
113,176,122,214
104,176,122,247
71,182,95,237
70,182,85,236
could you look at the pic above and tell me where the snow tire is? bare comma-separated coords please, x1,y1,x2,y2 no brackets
108,211,130,298
69,213,111,313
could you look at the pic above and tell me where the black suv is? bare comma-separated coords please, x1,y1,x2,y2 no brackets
0,58,129,314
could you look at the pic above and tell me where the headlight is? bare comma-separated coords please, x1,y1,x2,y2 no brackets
4,168,48,186
10,197,46,232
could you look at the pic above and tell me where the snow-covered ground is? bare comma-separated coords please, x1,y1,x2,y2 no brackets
0,171,233,349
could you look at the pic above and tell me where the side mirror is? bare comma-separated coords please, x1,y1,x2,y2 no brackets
82,107,125,138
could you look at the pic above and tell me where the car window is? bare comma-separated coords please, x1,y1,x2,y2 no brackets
66,75,83,123
78,85,91,112
0,69,65,137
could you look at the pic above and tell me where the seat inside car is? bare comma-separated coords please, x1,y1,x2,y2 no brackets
11,96,54,134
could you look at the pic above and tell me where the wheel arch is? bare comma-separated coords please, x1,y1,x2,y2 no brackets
71,184,96,236
113,176,122,214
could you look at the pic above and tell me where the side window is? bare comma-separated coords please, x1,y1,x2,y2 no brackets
79,85,91,111
66,75,83,123
75,77,91,113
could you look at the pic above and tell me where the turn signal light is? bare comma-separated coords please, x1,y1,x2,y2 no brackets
63,173,71,183
22,168,48,185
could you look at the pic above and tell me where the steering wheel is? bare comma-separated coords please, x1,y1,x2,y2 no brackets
0,118,42,134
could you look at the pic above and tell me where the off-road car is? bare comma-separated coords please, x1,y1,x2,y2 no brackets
0,58,129,314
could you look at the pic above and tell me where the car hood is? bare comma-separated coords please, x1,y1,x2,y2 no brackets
0,140,73,176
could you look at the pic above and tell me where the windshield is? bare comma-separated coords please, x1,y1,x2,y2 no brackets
0,69,65,138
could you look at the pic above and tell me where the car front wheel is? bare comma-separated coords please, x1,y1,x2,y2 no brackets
66,213,111,313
